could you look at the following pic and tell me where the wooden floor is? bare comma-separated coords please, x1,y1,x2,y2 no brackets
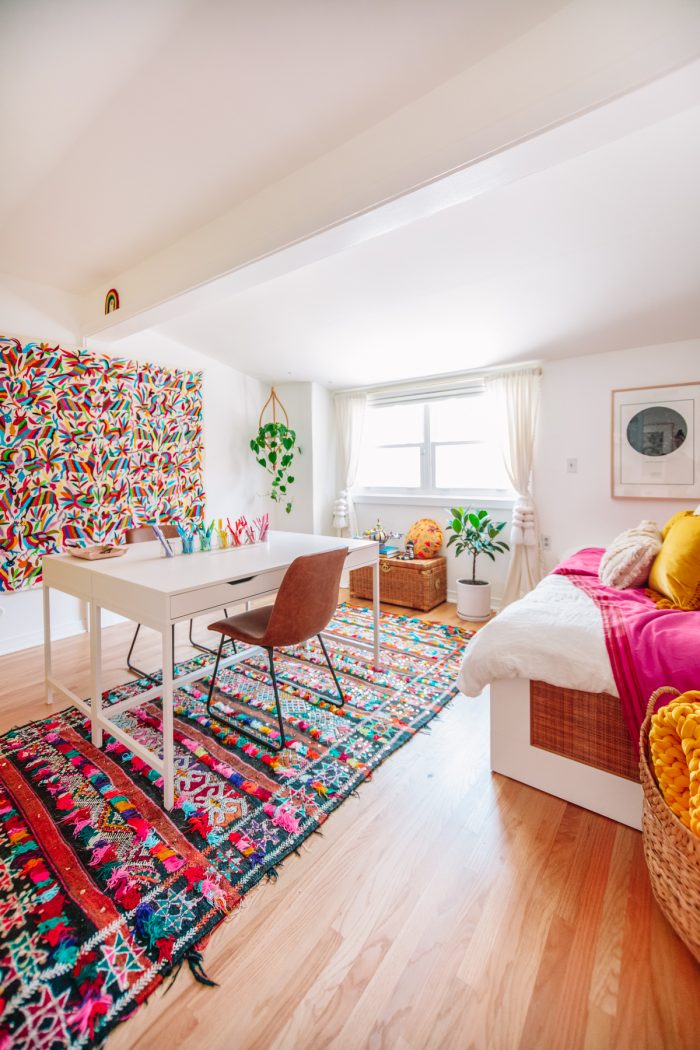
1,595,697,1050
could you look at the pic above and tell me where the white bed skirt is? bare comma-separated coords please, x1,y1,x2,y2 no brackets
489,679,642,830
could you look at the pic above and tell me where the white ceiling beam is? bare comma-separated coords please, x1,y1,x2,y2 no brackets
83,0,700,342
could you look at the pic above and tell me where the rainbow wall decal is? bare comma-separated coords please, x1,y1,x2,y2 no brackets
0,337,205,592
104,288,120,314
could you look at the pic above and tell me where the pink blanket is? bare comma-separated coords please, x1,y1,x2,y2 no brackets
553,548,699,746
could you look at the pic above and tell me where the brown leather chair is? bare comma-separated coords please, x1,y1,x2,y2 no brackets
124,524,231,682
206,546,348,752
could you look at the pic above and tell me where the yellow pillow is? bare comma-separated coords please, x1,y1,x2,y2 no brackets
661,510,693,539
648,512,700,610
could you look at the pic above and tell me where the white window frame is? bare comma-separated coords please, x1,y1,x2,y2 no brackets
355,387,514,505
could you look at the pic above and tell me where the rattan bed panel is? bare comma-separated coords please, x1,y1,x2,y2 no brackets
530,680,640,783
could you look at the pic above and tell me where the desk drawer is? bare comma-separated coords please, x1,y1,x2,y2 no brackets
170,568,286,620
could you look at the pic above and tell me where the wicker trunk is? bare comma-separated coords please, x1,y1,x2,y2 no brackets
349,556,447,612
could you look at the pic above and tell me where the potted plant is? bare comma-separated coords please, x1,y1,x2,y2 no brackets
445,507,509,621
249,420,299,514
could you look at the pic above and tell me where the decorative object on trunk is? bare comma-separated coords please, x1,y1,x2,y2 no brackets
445,507,509,621
250,388,299,514
405,518,443,559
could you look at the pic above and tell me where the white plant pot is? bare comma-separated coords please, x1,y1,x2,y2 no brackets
456,579,492,621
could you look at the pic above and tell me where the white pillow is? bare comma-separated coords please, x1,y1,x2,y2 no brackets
598,521,662,589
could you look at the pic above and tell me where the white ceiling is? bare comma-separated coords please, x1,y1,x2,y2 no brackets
0,0,564,293
153,102,700,386
4,1,700,386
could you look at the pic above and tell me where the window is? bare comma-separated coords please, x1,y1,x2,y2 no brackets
356,388,512,496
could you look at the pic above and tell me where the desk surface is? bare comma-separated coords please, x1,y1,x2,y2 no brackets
42,531,381,809
43,531,377,597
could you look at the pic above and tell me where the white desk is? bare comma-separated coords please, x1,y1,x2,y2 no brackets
42,531,380,809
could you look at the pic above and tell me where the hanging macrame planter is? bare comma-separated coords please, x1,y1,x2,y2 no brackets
249,388,299,514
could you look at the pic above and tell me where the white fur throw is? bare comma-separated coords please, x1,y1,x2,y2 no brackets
598,521,662,589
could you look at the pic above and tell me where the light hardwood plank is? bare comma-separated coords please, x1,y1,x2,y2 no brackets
0,594,697,1050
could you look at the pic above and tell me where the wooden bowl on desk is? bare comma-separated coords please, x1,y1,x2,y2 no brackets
65,544,128,561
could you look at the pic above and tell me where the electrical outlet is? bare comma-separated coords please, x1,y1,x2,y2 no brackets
566,458,578,474
541,535,551,550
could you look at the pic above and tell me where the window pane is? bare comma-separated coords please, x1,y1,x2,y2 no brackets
429,395,488,443
365,403,423,446
434,442,510,490
359,446,421,488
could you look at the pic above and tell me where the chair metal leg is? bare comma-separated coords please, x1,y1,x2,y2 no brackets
126,623,160,685
188,609,236,657
265,647,287,749
206,639,286,752
127,623,177,683
317,633,345,706
206,634,226,709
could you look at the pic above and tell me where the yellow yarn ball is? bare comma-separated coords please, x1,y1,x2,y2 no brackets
405,518,443,559
650,692,700,836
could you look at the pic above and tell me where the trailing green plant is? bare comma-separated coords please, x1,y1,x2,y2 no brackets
249,421,300,513
445,507,510,582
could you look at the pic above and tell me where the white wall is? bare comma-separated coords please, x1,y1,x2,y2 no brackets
268,382,336,537
0,288,266,654
536,338,700,570
355,338,700,603
311,383,337,536
0,269,83,345
267,383,314,534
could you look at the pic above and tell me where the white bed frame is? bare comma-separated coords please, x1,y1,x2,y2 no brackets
489,679,643,830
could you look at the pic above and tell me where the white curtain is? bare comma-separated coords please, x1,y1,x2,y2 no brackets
486,367,542,607
334,392,367,536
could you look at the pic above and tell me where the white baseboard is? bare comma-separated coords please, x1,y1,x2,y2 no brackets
0,619,86,656
0,610,127,657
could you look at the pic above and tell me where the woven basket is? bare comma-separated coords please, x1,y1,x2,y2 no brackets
349,557,446,612
640,685,700,962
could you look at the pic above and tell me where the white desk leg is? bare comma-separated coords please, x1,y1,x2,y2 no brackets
43,583,53,705
162,625,175,811
89,603,103,747
372,559,381,669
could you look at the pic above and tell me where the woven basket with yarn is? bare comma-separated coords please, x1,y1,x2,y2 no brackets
640,686,700,962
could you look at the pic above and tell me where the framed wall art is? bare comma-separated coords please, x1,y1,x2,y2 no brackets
611,382,700,499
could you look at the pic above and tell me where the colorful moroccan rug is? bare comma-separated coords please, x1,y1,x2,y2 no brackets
0,605,468,1049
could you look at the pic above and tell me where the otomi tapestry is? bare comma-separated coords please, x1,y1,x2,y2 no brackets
0,338,204,592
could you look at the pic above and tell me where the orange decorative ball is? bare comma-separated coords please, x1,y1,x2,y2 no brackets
405,518,443,559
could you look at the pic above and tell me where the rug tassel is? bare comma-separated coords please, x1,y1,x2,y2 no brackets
266,866,279,882
164,958,185,992
186,948,218,987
